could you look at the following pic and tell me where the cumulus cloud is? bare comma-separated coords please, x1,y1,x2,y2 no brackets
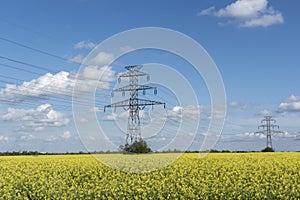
0,71,74,102
228,101,238,107
198,7,215,16
102,110,130,121
69,51,114,65
0,65,115,102
161,104,223,122
0,135,8,141
0,52,115,103
278,95,300,113
288,95,299,102
74,40,96,49
278,102,300,113
228,101,254,110
198,0,284,27
20,133,34,141
2,104,70,131
89,107,101,113
166,106,183,122
68,54,84,63
258,109,271,116
103,105,202,123
75,65,115,93
246,131,295,138
61,131,72,139
45,135,58,142
84,52,115,66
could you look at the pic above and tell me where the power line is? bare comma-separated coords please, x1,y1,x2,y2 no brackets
0,76,110,107
0,55,53,73
0,60,112,104
0,35,95,68
104,65,165,144
255,116,283,150
0,37,117,110
0,36,70,62
0,54,111,84
0,62,42,75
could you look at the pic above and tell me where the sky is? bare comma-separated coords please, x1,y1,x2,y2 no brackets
0,0,299,152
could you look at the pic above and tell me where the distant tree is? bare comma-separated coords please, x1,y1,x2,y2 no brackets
120,140,152,153
261,147,275,152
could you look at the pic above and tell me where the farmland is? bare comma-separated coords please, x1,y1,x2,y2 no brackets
0,153,299,199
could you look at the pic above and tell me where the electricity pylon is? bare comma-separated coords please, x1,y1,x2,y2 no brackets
255,116,283,149
104,65,165,144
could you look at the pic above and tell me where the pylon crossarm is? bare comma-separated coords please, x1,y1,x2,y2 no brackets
261,118,276,123
255,116,284,150
125,65,143,71
113,84,156,93
104,99,131,111
135,98,165,106
271,124,279,129
104,98,165,112
119,71,149,79
104,65,165,145
258,125,267,129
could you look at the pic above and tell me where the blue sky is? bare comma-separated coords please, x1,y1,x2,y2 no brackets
0,0,299,152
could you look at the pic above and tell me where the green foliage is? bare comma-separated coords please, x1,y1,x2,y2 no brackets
120,140,152,153
261,147,275,152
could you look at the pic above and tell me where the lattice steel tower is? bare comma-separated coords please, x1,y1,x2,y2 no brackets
256,116,283,149
104,65,165,144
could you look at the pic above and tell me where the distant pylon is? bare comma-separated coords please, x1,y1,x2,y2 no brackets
104,65,165,144
255,116,283,149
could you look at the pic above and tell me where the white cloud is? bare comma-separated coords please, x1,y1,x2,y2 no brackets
85,52,115,66
89,107,101,113
198,0,284,27
81,65,115,81
0,65,115,102
198,7,215,16
102,113,116,121
3,104,70,131
228,101,253,110
166,104,225,122
0,71,74,102
20,133,34,141
75,65,115,92
102,111,128,121
278,95,300,113
216,0,268,18
68,54,84,63
166,106,183,122
0,135,8,141
45,135,58,142
61,131,72,139
172,106,183,112
69,51,115,66
160,105,202,122
288,95,299,102
74,40,96,49
258,109,271,116
228,101,238,107
278,102,300,112
241,12,283,27
242,131,296,138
